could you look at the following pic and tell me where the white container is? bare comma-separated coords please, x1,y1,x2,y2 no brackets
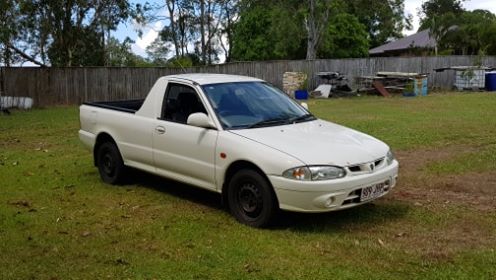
0,96,33,109
453,68,485,90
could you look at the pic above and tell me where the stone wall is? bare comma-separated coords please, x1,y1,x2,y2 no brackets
282,72,307,97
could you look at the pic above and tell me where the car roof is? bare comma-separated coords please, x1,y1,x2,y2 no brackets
166,73,264,85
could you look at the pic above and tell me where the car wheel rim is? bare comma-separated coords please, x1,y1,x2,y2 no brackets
237,183,263,219
102,152,115,176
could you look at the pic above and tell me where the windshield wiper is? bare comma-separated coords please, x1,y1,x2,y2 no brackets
288,113,316,123
247,117,290,128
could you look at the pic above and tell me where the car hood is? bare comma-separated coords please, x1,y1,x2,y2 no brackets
230,119,389,166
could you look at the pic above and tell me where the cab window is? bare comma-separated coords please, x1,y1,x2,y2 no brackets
162,83,207,124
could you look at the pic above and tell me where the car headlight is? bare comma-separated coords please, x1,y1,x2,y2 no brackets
282,166,346,181
386,149,395,165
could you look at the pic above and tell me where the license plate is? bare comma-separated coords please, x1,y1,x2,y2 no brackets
360,181,387,202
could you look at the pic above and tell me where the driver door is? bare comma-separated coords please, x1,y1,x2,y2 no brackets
152,82,218,191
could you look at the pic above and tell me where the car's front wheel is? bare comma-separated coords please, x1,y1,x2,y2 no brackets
227,169,278,227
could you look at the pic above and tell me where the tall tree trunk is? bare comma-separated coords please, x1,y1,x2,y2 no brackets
102,24,106,66
305,0,317,59
225,8,233,62
305,0,330,60
200,0,206,64
64,0,74,66
206,0,212,65
167,0,180,58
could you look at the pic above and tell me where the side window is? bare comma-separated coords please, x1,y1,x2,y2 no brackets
162,83,207,124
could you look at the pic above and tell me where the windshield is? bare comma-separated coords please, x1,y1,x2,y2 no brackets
202,82,314,129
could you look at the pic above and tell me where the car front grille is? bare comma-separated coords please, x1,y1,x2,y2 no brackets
342,189,361,205
346,157,386,175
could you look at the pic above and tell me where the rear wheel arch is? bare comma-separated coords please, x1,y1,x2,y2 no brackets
93,132,118,166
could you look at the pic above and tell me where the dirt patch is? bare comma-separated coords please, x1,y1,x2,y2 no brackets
392,186,496,212
393,145,496,211
395,145,479,177
439,172,496,194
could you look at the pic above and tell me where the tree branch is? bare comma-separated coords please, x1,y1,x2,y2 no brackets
6,43,47,67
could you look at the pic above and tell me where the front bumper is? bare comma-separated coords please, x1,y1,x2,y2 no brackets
269,160,399,212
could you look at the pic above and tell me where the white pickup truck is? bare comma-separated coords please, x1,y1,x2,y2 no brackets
79,74,399,227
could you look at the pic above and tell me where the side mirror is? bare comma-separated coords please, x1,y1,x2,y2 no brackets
301,102,309,110
187,113,216,129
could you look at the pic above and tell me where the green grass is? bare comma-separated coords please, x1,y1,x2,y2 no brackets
311,93,496,150
1,93,496,279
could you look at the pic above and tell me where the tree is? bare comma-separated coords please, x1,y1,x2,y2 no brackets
345,0,411,48
192,0,226,64
232,0,372,61
167,53,201,67
232,0,375,61
106,37,150,66
230,5,276,61
157,0,196,58
149,0,229,65
218,0,240,62
438,10,496,55
1,0,135,66
482,22,496,55
0,0,46,66
230,2,305,61
303,0,331,59
419,0,465,30
418,0,466,55
146,37,171,65
319,14,369,58
426,12,457,55
40,0,133,66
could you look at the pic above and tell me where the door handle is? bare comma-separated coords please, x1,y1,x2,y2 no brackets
155,126,166,134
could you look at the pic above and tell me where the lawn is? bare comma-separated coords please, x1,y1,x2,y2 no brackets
1,93,495,279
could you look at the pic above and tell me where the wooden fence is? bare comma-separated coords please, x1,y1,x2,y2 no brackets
1,55,495,107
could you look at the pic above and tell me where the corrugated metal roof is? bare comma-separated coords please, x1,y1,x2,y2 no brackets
369,29,436,55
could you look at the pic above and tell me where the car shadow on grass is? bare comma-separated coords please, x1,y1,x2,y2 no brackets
125,168,224,210
124,168,410,231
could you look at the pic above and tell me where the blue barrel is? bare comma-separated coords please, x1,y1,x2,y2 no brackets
295,90,308,100
485,72,496,91
403,76,428,97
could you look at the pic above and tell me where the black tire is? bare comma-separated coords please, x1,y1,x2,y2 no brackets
96,142,126,185
227,169,278,227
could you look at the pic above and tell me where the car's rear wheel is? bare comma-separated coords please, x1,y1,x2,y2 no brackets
227,169,277,227
96,142,126,184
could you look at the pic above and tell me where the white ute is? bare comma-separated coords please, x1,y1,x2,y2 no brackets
79,74,399,227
